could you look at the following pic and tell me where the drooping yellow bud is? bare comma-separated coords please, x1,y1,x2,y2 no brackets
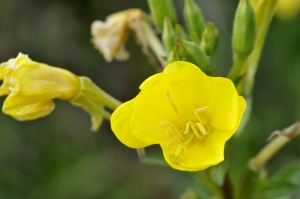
0,53,80,121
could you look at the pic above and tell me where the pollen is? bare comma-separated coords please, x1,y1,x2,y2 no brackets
158,105,210,163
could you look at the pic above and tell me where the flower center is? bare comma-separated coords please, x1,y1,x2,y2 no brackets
157,93,211,163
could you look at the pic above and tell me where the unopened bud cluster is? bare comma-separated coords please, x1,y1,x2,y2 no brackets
153,0,219,74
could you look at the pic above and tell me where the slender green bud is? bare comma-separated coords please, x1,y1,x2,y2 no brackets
175,24,189,40
176,38,210,72
162,17,176,53
200,22,219,57
190,32,201,44
167,45,181,63
147,0,177,30
232,0,256,57
183,0,205,41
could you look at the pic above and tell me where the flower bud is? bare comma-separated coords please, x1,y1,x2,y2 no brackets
200,22,219,57
183,0,205,41
162,17,176,53
0,53,120,132
176,39,210,72
232,0,256,57
147,0,177,30
175,24,189,41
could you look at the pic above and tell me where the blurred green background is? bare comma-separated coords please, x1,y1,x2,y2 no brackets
0,0,300,198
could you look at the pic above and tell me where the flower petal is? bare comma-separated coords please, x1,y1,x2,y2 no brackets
111,99,150,148
3,100,55,121
205,77,239,132
139,72,209,115
163,61,209,87
130,100,175,145
177,133,226,171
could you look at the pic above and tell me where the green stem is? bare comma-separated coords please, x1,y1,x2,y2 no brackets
136,148,146,159
249,122,300,171
140,20,167,67
241,0,278,96
227,55,247,82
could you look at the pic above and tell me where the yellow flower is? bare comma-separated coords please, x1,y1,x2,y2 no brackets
276,0,300,20
111,61,246,171
0,53,80,121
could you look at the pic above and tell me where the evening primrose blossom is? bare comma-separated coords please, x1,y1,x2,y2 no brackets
111,61,246,171
0,53,120,131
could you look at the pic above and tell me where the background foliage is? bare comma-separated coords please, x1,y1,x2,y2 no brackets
0,0,299,198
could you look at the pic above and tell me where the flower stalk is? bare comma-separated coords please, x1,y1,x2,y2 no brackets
239,0,278,96
140,20,167,67
249,122,300,171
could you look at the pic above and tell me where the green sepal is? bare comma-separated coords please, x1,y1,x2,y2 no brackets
70,76,121,132
183,0,205,41
147,0,177,30
176,38,210,73
232,0,256,57
200,22,219,57
162,17,177,53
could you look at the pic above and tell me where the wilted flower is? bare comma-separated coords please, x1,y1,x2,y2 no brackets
0,53,119,131
91,9,166,65
91,11,131,62
111,61,246,171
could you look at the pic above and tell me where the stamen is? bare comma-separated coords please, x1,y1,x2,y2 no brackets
194,106,209,114
190,123,203,139
172,124,184,140
164,136,177,148
194,114,207,124
167,92,179,115
196,122,207,136
157,120,172,129
166,124,173,135
184,121,192,134
183,134,195,146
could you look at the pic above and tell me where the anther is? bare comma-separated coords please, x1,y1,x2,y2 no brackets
167,92,179,115
190,123,203,139
157,120,172,129
184,121,192,134
196,122,207,136
194,114,207,124
194,106,209,114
